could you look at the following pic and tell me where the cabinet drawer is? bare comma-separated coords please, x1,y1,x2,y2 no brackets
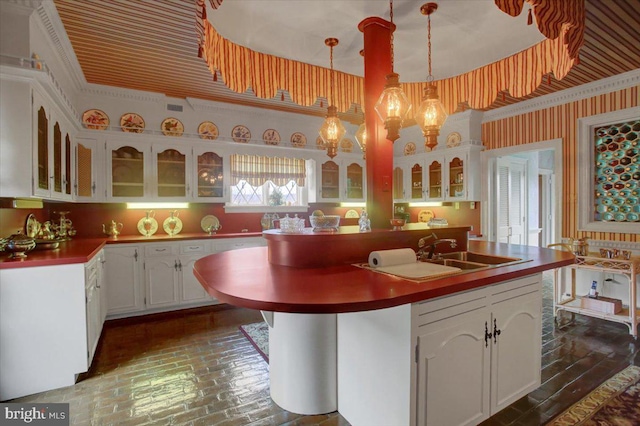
180,242,207,255
145,244,176,257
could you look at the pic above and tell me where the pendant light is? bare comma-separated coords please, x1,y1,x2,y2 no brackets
373,0,411,142
318,37,346,159
415,2,448,151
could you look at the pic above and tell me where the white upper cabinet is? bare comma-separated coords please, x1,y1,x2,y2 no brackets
394,144,483,202
191,145,228,202
316,157,366,202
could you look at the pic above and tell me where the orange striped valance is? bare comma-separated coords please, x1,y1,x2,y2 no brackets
230,154,306,187
196,0,580,116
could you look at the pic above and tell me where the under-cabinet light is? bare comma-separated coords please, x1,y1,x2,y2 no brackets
126,202,189,209
340,202,366,208
408,202,443,207
12,199,44,209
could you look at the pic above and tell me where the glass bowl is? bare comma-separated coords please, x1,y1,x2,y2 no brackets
309,215,340,232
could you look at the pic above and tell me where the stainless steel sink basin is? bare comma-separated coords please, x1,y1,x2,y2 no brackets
423,258,488,270
438,251,523,265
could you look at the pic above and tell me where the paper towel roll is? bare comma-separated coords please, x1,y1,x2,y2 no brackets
368,248,416,268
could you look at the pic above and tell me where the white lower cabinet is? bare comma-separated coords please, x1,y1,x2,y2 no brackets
0,254,105,400
104,244,144,316
85,251,106,365
414,274,542,426
105,237,266,318
338,273,542,426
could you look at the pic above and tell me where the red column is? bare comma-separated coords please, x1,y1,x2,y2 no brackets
358,17,394,229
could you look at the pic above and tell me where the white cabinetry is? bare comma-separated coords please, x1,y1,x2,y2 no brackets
415,274,542,425
0,254,104,400
104,244,144,316
337,273,542,426
32,86,75,200
85,251,106,365
104,237,266,319
192,145,227,202
394,144,483,202
74,137,103,201
316,157,366,202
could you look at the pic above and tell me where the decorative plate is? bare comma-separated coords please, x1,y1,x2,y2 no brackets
316,136,325,150
198,121,219,140
162,216,183,236
200,215,221,233
345,209,360,219
82,109,109,130
232,125,251,143
404,142,417,156
25,214,40,238
263,129,281,145
291,132,307,147
137,216,158,237
341,138,354,153
418,209,435,223
161,118,184,137
120,113,145,133
446,132,462,147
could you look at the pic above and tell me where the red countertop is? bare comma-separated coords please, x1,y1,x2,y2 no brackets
193,241,575,314
0,232,264,270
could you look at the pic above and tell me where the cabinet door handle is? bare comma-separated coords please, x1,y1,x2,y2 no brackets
134,249,138,261
92,182,96,194
178,261,182,271
156,248,167,252
493,318,501,344
174,260,178,271
484,321,492,347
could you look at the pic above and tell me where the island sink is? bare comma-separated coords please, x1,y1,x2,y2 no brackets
420,251,530,273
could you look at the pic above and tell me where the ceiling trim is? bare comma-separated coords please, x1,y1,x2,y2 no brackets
482,68,640,123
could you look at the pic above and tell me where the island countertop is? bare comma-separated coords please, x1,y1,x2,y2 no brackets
193,241,575,314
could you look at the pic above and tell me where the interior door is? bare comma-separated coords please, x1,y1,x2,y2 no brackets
496,157,527,244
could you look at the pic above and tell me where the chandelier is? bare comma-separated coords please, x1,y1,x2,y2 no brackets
318,37,346,159
373,0,412,142
415,2,448,151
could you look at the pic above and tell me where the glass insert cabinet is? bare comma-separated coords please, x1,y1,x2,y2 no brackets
318,159,365,202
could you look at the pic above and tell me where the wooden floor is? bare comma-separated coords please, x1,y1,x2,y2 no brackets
11,272,640,425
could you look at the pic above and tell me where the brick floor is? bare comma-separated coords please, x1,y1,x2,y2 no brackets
9,272,640,425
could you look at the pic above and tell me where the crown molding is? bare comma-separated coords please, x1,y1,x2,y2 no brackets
34,1,86,91
483,68,640,123
1,0,41,15
81,84,166,103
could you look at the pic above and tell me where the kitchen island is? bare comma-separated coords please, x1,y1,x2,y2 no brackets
193,226,574,425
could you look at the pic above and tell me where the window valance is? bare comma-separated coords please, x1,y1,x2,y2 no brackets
230,155,306,187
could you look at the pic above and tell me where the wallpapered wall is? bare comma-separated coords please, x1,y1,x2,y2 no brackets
482,85,639,243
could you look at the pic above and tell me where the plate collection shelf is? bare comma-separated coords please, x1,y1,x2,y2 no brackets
554,252,639,337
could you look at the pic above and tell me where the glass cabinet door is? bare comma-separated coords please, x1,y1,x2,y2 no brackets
37,106,49,191
346,162,364,199
428,160,443,200
321,161,340,199
448,156,464,198
53,122,62,193
393,166,404,200
65,134,71,196
411,163,423,199
111,146,144,197
157,148,186,197
76,142,95,198
197,152,224,198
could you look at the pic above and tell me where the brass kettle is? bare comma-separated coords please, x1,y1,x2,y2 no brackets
564,237,589,256
103,220,123,238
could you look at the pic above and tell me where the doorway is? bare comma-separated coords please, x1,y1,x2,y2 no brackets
481,138,563,247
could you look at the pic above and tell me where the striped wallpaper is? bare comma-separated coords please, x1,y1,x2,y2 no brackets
482,85,640,243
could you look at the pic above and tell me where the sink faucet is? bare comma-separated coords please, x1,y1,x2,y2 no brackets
417,233,457,260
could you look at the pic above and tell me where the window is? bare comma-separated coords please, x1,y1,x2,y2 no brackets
226,154,308,210
577,107,640,233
